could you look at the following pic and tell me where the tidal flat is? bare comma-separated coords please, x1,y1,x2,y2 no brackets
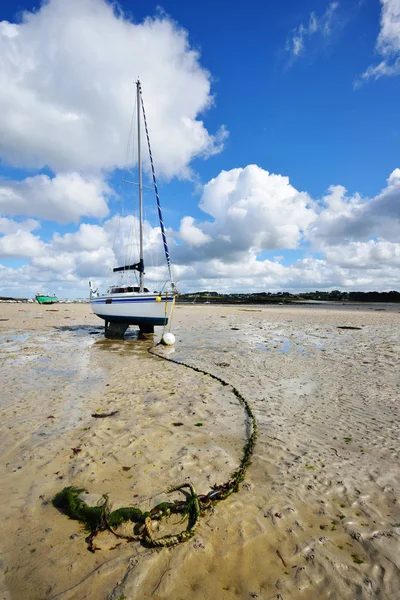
0,302,399,600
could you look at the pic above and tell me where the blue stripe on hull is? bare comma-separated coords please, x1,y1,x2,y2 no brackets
91,298,173,304
95,314,169,326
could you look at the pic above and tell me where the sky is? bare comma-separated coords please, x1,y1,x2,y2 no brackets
0,0,399,297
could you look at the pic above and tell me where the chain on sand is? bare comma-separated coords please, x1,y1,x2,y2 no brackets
52,344,258,551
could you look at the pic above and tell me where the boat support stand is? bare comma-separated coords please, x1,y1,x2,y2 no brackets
104,321,155,338
139,324,154,335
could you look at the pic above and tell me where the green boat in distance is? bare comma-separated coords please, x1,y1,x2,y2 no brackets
35,293,59,304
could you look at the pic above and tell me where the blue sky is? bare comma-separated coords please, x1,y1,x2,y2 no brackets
0,0,399,297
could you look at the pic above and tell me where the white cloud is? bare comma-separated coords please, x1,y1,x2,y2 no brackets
172,165,316,265
376,0,400,55
0,0,226,178
284,256,400,291
0,230,45,257
310,168,400,245
170,253,400,293
0,172,110,223
52,223,109,251
102,214,166,267
24,214,168,288
357,0,400,83
387,167,400,184
74,247,115,278
286,2,339,58
177,216,212,246
31,252,77,274
1,165,400,296
324,240,400,268
173,254,286,286
0,217,39,234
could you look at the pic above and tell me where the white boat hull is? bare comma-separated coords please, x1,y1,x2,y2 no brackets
91,293,174,326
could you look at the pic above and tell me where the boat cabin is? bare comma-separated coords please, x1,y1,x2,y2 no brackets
108,286,150,294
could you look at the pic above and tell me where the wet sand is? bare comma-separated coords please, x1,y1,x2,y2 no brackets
0,302,399,600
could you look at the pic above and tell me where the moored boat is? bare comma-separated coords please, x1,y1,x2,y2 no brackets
90,80,176,337
36,293,59,304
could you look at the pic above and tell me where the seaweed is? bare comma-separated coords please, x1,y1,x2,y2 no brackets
351,554,364,564
52,487,106,531
108,507,147,528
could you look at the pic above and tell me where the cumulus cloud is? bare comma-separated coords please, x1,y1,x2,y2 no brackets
177,216,212,247
285,2,339,58
25,214,169,289
0,173,110,223
310,168,400,245
1,165,400,296
169,252,400,293
31,252,77,274
357,0,400,84
0,0,226,177
0,217,39,234
74,247,116,278
52,223,109,252
324,240,400,268
172,165,316,265
0,230,45,257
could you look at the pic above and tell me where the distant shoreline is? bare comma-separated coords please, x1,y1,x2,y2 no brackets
176,299,400,308
2,293,399,305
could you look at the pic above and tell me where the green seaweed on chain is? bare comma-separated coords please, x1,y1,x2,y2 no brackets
52,487,107,531
52,487,151,530
108,507,148,528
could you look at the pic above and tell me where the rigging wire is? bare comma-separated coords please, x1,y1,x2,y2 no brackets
139,84,174,286
105,81,174,294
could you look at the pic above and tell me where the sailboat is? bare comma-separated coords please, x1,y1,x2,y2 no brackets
90,80,176,337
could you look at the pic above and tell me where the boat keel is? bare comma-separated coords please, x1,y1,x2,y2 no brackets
104,321,129,339
104,320,155,338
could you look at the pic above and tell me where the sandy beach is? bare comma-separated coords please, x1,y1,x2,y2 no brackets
0,302,399,600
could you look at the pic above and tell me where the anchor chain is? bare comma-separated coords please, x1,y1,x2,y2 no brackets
52,344,258,550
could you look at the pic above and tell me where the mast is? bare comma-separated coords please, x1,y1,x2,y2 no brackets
113,81,173,288
137,79,144,292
